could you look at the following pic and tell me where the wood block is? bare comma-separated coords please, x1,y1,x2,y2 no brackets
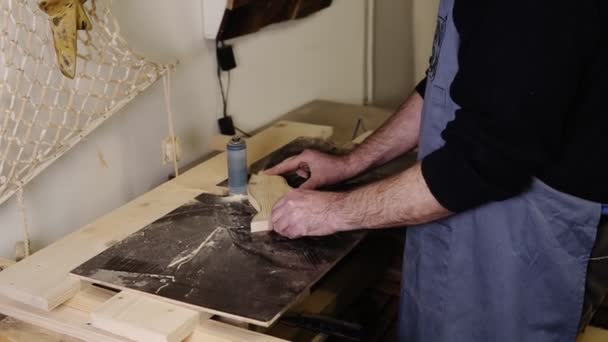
91,292,200,342
0,284,287,342
248,173,293,233
0,316,82,342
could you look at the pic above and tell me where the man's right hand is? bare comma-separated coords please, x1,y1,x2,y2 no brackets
265,149,357,190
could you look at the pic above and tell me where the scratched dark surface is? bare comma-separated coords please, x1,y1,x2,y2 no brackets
71,192,363,325
71,138,411,326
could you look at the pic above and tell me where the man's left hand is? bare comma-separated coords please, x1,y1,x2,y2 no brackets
271,190,349,239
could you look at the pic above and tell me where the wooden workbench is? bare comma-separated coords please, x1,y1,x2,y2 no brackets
0,101,395,341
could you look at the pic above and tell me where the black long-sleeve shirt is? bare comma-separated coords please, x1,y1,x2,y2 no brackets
416,0,608,213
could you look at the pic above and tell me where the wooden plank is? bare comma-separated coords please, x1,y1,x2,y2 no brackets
192,320,286,342
0,121,332,311
0,285,287,342
91,292,200,342
248,173,293,233
579,327,608,342
0,258,15,272
0,292,130,342
0,316,82,342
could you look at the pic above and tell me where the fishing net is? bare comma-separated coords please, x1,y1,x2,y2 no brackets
0,0,169,207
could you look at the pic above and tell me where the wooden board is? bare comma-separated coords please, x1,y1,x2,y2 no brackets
0,285,287,342
0,259,15,272
0,316,82,342
0,291,130,342
248,174,293,233
71,191,364,327
218,0,333,40
0,102,399,342
91,292,199,342
0,121,332,312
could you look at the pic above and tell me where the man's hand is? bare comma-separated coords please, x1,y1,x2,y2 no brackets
271,189,349,239
271,162,451,239
265,150,357,190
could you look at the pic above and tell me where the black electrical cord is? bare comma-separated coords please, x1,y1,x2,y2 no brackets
216,41,228,118
215,40,252,137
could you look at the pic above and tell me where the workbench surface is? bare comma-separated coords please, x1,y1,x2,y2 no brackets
0,100,397,341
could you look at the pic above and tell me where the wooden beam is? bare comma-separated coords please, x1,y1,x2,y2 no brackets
0,291,130,342
91,292,200,342
0,258,15,272
0,121,332,312
0,285,288,342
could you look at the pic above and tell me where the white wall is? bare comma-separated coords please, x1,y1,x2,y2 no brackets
373,0,415,109
0,0,366,258
372,0,439,109
412,0,440,82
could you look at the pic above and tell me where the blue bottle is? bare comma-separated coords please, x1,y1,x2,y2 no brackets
227,136,247,195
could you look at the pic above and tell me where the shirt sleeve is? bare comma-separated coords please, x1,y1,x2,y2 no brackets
415,77,427,98
420,0,598,213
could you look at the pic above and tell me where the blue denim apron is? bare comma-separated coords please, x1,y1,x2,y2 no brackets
398,0,603,340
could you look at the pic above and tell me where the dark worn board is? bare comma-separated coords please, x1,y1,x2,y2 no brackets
71,192,363,326
71,138,411,326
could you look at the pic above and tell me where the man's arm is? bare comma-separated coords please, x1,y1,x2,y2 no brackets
340,162,449,229
271,162,450,238
347,90,424,175
266,87,425,189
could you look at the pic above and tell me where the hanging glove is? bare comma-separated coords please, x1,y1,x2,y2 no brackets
38,0,92,79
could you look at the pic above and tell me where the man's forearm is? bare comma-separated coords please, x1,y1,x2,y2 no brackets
346,91,424,175
335,162,450,230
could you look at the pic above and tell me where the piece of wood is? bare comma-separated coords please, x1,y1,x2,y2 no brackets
91,292,200,342
0,316,82,342
0,121,332,312
248,173,293,233
0,258,15,272
0,285,287,342
0,291,129,342
578,326,608,342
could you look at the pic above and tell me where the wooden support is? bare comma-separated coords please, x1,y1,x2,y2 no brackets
91,292,200,342
0,258,15,272
0,121,332,312
0,290,129,342
248,173,293,233
0,316,81,342
0,285,288,342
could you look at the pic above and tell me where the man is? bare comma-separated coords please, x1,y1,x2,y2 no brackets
267,0,608,341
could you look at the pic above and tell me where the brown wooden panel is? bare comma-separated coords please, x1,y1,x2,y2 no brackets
218,0,333,40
